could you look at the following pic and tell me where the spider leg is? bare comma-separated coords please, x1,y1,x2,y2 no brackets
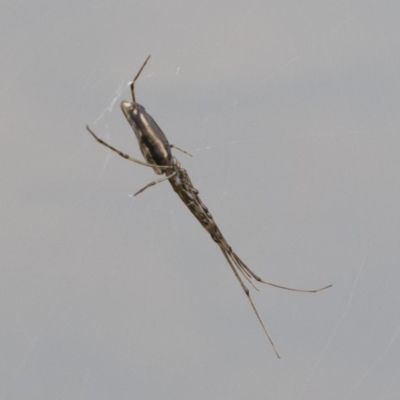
134,171,177,196
216,240,259,291
131,55,151,104
230,251,332,293
170,144,193,157
86,126,170,170
221,248,281,359
134,171,176,196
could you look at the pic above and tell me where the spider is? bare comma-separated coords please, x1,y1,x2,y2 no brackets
86,56,332,358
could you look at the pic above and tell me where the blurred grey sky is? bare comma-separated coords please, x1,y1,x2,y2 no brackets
2,1,400,399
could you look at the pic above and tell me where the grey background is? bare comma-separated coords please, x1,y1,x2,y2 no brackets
2,1,400,399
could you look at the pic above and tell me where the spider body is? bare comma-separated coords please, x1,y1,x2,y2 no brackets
121,100,172,174
87,56,332,358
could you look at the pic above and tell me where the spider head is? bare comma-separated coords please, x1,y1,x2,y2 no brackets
120,100,139,128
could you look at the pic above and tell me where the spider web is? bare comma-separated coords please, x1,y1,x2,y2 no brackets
2,0,400,399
